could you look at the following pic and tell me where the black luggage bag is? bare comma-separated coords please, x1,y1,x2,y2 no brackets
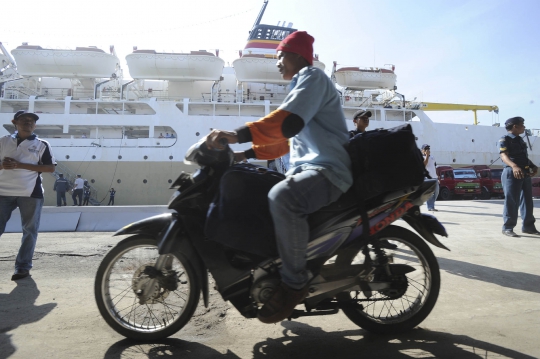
205,163,285,258
348,123,427,201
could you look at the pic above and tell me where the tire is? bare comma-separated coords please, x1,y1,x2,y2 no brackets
335,225,440,334
94,235,201,340
480,187,491,200
439,187,452,200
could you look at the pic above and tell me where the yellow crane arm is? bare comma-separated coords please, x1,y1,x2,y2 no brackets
419,102,499,125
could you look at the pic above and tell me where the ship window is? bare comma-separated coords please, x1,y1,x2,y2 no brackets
249,25,297,41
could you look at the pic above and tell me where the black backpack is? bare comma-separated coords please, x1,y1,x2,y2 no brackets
348,123,427,201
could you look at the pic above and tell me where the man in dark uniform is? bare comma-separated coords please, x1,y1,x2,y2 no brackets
349,110,371,138
53,173,69,206
499,116,539,237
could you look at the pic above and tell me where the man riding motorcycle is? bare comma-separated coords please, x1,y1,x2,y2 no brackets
205,30,353,323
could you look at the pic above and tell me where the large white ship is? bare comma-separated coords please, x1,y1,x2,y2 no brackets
1,1,537,206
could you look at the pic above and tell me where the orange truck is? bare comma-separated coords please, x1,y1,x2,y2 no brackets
436,165,482,200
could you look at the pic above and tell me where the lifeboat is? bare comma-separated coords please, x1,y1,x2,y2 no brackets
11,45,119,78
125,50,224,81
233,55,325,84
334,66,397,90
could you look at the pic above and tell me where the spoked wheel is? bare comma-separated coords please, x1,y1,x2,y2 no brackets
335,225,440,334
94,235,200,340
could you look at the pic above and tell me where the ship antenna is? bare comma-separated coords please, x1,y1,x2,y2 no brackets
252,0,269,30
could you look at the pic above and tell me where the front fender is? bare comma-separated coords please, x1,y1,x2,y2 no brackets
114,213,173,238
115,213,210,308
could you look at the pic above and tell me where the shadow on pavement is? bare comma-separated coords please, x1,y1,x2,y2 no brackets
103,338,241,358
102,322,536,359
252,322,535,359
0,278,56,359
437,256,540,294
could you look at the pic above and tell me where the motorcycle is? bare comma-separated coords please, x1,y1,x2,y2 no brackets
94,139,448,340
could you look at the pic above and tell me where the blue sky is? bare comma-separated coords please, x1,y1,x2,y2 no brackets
2,0,539,127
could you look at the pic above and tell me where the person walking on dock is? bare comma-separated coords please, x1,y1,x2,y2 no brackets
71,174,84,206
53,173,69,206
0,110,56,281
422,144,439,211
82,187,91,206
499,116,540,237
108,188,116,206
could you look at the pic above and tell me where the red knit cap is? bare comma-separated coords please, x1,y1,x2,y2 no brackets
276,31,314,65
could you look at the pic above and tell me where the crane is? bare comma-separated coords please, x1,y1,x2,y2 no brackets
419,102,499,125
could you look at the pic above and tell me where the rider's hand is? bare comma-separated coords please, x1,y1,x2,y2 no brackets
234,152,247,162
205,129,238,150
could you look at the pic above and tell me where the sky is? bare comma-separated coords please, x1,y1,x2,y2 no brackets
2,0,539,127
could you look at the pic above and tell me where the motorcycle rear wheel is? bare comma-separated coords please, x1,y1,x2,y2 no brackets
94,235,200,340
336,225,440,334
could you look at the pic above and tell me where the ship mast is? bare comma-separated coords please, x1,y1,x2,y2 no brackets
251,0,269,31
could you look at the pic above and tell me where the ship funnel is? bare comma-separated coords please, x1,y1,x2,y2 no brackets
287,22,293,28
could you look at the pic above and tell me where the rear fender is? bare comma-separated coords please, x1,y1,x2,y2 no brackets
402,207,450,251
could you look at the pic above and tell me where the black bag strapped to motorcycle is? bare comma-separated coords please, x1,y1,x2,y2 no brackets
347,124,428,238
205,163,285,258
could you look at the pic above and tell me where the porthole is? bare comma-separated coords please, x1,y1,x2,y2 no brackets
92,155,96,159
472,139,475,142
91,179,95,183
65,155,70,159
196,132,200,136
169,156,173,160
143,179,147,184
117,179,121,183
452,159,456,163
144,155,148,160
472,159,475,163
168,179,172,183
118,155,122,160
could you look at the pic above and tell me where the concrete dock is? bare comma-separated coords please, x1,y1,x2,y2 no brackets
1,200,539,358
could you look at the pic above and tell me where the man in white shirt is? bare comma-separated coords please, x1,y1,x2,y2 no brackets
72,174,85,206
0,110,56,280
422,144,439,211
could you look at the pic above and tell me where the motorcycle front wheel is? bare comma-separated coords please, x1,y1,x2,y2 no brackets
94,235,200,340
336,225,441,334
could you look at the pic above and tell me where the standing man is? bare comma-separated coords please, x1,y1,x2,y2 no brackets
53,173,69,206
108,188,116,206
349,110,371,138
0,110,56,280
72,174,84,206
206,31,352,323
421,144,439,211
499,117,539,237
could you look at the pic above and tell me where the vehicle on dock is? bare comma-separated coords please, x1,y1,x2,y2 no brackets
461,165,503,199
437,165,481,200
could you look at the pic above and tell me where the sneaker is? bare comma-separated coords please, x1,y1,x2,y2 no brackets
258,282,309,324
522,230,540,235
428,208,439,212
502,230,520,237
11,269,30,281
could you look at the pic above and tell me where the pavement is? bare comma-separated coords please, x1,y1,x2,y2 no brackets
0,200,539,359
